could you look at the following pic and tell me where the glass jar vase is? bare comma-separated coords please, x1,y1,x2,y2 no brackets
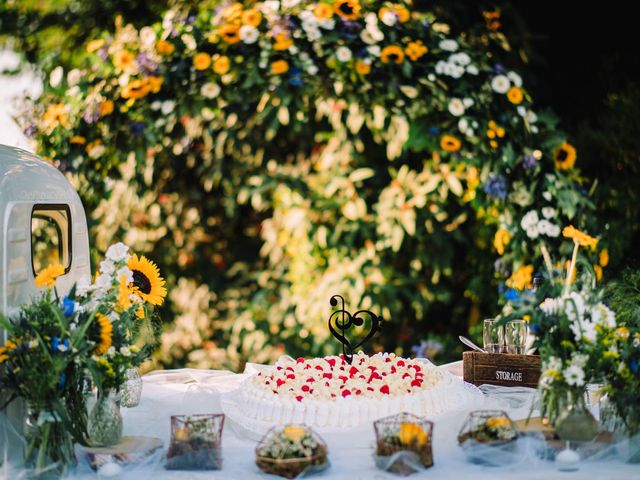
120,367,143,408
87,390,123,447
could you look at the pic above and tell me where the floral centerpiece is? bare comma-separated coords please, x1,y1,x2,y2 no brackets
255,425,328,478
457,411,518,445
166,414,225,470
499,225,610,439
596,270,640,438
374,413,434,475
0,241,166,474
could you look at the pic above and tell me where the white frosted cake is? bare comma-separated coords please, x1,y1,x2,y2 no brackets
234,352,462,429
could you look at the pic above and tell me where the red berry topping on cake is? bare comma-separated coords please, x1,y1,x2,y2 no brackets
296,357,305,364
380,385,390,394
341,389,351,397
295,395,303,402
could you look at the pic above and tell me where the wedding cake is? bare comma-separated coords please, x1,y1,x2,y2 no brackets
234,352,462,429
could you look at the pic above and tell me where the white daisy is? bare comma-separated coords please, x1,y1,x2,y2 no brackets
201,82,221,98
439,39,458,51
336,46,352,62
491,75,511,94
507,71,523,87
564,364,585,387
448,98,465,116
239,25,259,44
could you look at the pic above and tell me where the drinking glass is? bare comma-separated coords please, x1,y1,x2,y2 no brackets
505,320,527,354
483,319,504,353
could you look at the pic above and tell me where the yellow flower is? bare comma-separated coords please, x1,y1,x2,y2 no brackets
314,3,334,19
35,264,65,288
156,39,175,55
193,52,212,70
219,24,241,45
43,103,69,130
599,249,609,267
398,423,428,446
507,86,524,104
273,32,293,51
117,275,132,311
99,100,114,117
507,264,534,290
380,45,405,64
405,40,428,61
393,5,411,23
440,134,461,153
147,75,163,93
213,56,231,75
223,2,243,22
486,416,510,428
553,142,577,170
615,327,630,340
70,136,86,144
355,60,371,75
86,39,105,53
121,79,151,100
562,225,598,250
113,50,136,72
283,425,306,442
594,264,603,281
334,0,361,20
493,228,511,255
95,314,113,355
128,254,167,306
242,8,262,27
271,59,289,75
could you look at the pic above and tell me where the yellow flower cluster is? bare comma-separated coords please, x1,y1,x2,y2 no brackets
493,228,511,255
562,225,598,250
405,40,428,61
398,422,428,446
121,75,163,100
507,264,533,290
283,425,306,442
486,416,510,428
507,86,524,105
0,339,18,363
486,120,505,149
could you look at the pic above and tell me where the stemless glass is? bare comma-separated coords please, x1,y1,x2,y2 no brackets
505,320,527,354
483,319,504,353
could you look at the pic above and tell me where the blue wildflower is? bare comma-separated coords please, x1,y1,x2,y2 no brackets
529,323,542,334
522,154,537,170
631,358,639,373
52,337,70,353
428,126,440,136
484,174,508,200
58,371,66,389
62,297,76,317
504,289,520,302
131,121,146,136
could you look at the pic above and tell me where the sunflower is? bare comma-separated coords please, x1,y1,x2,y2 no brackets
219,24,241,45
314,3,334,19
334,0,361,20
553,142,577,170
440,135,461,153
117,275,132,311
380,45,405,64
95,314,113,354
156,39,175,55
35,264,65,288
242,8,262,27
128,254,167,305
121,79,151,100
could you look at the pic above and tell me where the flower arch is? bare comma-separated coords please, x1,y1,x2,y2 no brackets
26,1,603,367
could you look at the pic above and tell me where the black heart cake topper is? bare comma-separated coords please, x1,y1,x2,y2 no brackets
328,295,383,364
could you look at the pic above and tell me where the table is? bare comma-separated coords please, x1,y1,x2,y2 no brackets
5,362,639,479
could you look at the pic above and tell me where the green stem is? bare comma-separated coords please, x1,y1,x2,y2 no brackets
564,241,580,295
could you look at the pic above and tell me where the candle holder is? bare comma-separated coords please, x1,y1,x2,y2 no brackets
165,414,224,470
374,413,434,475
255,425,328,479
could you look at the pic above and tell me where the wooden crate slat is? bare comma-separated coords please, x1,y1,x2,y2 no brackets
462,351,541,388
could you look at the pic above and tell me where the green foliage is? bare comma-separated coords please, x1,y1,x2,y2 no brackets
19,1,605,370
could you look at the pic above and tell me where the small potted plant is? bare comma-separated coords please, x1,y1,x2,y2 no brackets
374,413,434,475
255,425,328,479
165,414,224,470
457,410,518,464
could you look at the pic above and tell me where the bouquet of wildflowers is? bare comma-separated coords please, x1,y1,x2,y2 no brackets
77,242,166,395
499,225,615,424
0,267,95,475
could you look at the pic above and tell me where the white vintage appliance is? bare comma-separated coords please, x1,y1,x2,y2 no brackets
0,143,91,466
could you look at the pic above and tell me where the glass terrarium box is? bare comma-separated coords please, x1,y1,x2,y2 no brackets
165,414,225,470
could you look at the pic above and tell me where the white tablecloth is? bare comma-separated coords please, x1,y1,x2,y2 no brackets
63,362,639,480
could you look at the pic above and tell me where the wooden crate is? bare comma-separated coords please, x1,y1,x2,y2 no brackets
462,351,541,388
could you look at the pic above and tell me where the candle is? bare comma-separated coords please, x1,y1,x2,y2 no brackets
555,442,580,472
